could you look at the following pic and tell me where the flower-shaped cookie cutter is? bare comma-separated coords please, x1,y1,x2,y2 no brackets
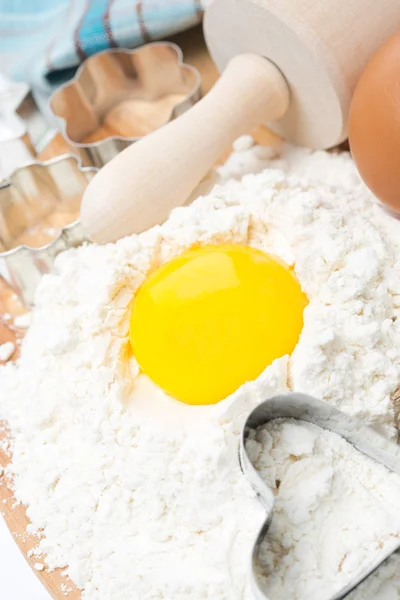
241,393,400,600
0,155,97,305
49,42,201,168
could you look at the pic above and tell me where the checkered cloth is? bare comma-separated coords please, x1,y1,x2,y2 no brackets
0,0,204,89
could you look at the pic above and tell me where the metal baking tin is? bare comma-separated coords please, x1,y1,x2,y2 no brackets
0,155,97,306
241,393,400,600
49,42,202,168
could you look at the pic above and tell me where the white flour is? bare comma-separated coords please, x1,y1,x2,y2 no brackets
2,138,400,599
0,341,15,362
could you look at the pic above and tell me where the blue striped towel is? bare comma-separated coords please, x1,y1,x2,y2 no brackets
0,0,204,92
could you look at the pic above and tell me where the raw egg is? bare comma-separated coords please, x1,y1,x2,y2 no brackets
130,245,307,405
349,31,400,212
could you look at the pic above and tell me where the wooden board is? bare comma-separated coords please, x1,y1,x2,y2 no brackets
0,25,281,599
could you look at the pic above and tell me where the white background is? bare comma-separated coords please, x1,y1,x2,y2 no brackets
0,516,50,599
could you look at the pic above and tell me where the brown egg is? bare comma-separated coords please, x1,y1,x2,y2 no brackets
349,31,400,212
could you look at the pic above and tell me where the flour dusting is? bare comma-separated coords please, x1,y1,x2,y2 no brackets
1,139,400,599
247,419,400,599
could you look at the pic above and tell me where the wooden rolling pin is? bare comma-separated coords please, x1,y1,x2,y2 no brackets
80,0,400,244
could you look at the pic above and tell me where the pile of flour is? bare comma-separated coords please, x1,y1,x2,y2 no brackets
247,419,400,599
2,137,400,599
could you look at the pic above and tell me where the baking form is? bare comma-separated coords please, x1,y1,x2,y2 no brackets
49,42,201,168
241,393,400,600
0,155,97,305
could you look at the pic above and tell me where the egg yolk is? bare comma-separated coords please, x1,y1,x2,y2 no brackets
130,244,307,405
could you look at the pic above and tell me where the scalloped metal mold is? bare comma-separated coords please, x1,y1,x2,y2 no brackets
0,155,97,305
49,42,201,168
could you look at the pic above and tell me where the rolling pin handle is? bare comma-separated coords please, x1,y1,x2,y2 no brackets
81,54,290,243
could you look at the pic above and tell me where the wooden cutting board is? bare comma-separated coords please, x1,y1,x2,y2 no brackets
0,25,280,600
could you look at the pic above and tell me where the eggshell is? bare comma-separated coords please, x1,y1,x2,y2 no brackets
349,31,400,212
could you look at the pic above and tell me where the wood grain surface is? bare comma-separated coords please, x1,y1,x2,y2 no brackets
0,25,280,599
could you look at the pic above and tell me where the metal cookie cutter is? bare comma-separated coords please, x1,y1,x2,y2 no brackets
0,155,97,305
49,42,201,168
241,393,400,600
